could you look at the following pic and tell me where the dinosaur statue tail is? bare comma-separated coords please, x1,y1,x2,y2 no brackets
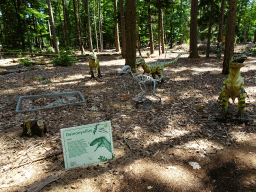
164,52,188,67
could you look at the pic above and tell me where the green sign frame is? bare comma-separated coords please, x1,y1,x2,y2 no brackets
61,121,114,169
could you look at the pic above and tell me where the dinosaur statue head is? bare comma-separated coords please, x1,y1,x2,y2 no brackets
117,65,132,75
136,57,145,68
88,53,96,61
230,54,247,69
88,49,97,60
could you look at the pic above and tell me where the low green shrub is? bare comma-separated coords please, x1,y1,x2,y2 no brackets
52,51,76,66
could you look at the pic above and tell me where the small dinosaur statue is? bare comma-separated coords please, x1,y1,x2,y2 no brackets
88,50,102,78
118,65,162,102
218,54,247,121
136,52,188,80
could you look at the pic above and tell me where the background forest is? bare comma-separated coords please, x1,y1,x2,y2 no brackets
1,0,256,55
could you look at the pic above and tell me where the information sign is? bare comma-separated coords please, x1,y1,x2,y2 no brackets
61,121,114,169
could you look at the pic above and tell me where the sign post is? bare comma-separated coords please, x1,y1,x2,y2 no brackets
61,121,114,169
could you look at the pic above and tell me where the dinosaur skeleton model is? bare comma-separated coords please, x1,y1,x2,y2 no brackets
136,52,188,80
88,50,102,78
118,65,162,103
218,54,248,121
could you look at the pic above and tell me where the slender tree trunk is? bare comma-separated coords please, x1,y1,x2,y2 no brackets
254,28,256,43
48,20,52,47
21,0,32,53
56,0,65,47
217,0,226,59
98,0,103,52
148,1,154,55
158,8,161,56
86,0,93,51
114,0,120,52
243,24,247,44
189,0,199,58
206,1,213,57
93,0,99,52
125,0,136,71
73,0,83,54
120,0,126,58
160,10,165,54
47,0,59,53
222,0,238,75
13,0,25,50
62,0,69,48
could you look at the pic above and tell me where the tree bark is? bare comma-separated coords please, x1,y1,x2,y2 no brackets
120,0,126,58
62,0,69,48
98,0,103,52
13,0,25,50
217,0,226,59
206,1,213,57
86,0,93,51
21,0,32,53
125,0,136,71
114,0,120,52
189,0,199,58
56,0,65,47
73,0,84,54
158,7,162,56
47,0,59,53
93,0,99,52
148,1,154,55
222,0,238,75
243,24,247,44
160,10,165,54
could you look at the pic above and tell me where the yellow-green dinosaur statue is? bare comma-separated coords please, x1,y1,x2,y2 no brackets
218,54,247,121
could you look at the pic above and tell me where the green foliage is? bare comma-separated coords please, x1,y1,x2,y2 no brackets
20,56,35,66
52,51,76,66
46,47,55,53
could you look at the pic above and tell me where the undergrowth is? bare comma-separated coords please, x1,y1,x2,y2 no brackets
52,51,76,66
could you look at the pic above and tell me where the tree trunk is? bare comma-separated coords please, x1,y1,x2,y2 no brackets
21,0,32,53
206,1,213,57
114,0,120,52
243,24,247,44
160,10,165,54
93,0,99,52
57,0,65,47
73,0,83,54
120,0,126,58
189,0,199,58
47,0,59,53
217,0,226,59
125,0,136,71
148,1,154,55
13,0,25,50
222,0,238,75
158,7,161,56
98,0,103,52
86,0,93,51
62,0,69,48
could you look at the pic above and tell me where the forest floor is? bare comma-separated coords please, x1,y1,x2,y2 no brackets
0,44,256,192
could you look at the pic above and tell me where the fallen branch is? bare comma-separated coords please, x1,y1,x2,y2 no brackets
26,172,62,192
1,150,62,173
0,67,38,75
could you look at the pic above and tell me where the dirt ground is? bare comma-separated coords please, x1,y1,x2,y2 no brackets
0,45,256,192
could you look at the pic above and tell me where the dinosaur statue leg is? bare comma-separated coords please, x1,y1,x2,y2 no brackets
219,88,229,119
97,67,102,77
90,67,95,78
237,88,246,120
